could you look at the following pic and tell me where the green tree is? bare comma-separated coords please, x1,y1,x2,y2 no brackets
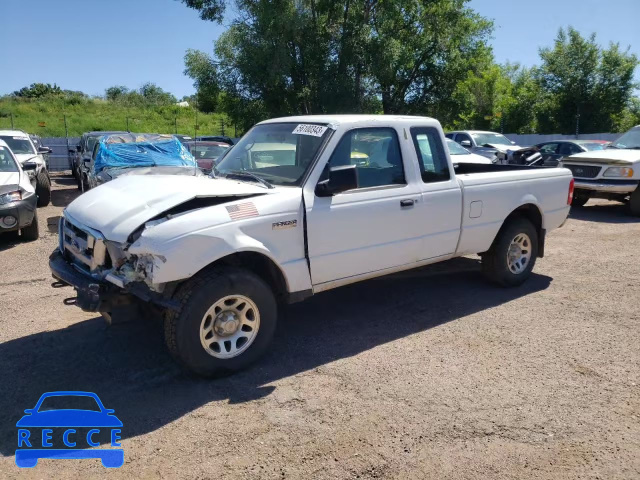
183,0,493,126
183,49,220,112
13,83,63,98
105,86,130,102
535,27,638,133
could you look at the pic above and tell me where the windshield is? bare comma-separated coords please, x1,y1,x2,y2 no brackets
0,146,18,172
581,142,607,151
86,135,103,153
470,132,512,146
446,139,471,155
0,136,35,155
611,127,640,149
37,395,101,412
190,144,230,159
215,123,331,186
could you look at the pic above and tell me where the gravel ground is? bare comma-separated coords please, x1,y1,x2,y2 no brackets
0,174,638,479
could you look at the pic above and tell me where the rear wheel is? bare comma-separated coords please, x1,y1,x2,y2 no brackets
572,191,590,208
630,188,640,217
164,266,277,377
482,217,538,287
21,210,39,241
35,170,51,207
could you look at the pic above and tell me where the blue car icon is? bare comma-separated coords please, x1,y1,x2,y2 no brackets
16,391,123,468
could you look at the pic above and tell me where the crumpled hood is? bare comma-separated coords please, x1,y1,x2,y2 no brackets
0,172,20,195
65,175,270,242
564,148,640,165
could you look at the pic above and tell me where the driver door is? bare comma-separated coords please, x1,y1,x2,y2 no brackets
305,127,424,286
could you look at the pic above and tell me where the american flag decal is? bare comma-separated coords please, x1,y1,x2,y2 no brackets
226,202,259,220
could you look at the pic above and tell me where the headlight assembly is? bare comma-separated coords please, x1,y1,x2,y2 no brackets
0,191,21,205
603,167,634,178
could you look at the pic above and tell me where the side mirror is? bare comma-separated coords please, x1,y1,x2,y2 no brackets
83,159,91,166
460,140,471,147
24,409,34,414
511,141,516,145
68,149,76,154
22,161,37,171
38,146,52,154
315,165,358,197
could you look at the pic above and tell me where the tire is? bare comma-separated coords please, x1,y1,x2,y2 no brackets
482,217,538,287
164,266,278,377
21,210,39,241
35,170,51,207
630,188,640,217
572,191,590,208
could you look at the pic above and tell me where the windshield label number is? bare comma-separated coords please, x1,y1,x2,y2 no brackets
292,124,328,137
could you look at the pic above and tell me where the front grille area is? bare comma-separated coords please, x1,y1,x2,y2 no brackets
60,217,107,272
565,164,601,179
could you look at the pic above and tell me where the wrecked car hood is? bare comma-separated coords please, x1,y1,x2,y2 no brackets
563,148,640,165
0,172,20,195
483,143,522,152
65,175,269,243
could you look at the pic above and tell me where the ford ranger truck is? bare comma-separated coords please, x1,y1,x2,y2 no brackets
560,125,640,215
50,115,574,376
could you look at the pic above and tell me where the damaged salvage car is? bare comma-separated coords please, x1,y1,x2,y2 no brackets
0,139,39,241
50,115,574,377
79,133,200,191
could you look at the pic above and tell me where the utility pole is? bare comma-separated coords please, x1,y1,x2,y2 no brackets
174,117,178,134
62,115,69,163
10,112,14,129
220,118,225,136
126,116,129,132
575,105,580,138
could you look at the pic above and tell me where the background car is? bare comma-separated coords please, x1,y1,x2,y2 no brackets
29,134,52,170
0,139,39,241
446,130,523,162
196,135,235,145
446,138,492,164
72,131,127,189
0,129,51,206
174,134,193,145
81,133,198,190
185,140,231,174
535,140,610,166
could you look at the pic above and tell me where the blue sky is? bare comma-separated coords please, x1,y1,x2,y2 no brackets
1,0,638,98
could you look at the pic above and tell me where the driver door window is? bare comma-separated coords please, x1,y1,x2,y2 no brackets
326,128,405,189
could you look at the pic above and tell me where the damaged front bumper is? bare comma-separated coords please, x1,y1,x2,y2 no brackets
49,249,179,313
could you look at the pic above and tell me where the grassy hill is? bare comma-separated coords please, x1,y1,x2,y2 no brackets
0,97,235,138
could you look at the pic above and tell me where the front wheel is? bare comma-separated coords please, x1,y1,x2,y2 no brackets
629,188,640,217
572,191,590,208
21,210,39,241
164,266,277,377
482,217,538,287
35,170,51,207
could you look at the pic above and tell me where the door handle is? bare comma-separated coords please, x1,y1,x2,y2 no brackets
400,199,415,208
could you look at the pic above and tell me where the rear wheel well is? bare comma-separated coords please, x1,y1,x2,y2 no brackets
485,204,544,257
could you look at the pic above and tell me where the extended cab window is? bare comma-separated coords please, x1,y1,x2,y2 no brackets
326,128,405,189
410,128,450,183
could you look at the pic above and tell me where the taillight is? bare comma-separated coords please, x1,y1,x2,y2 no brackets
568,178,575,205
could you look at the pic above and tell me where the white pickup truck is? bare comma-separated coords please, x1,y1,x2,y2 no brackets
50,115,573,376
561,125,640,215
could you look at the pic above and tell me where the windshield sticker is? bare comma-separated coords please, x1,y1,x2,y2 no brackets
292,124,328,137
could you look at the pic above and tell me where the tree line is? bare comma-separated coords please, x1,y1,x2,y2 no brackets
181,0,639,134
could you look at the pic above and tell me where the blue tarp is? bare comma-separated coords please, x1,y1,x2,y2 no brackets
94,134,196,174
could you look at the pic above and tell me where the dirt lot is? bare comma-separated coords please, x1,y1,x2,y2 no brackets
0,174,639,479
